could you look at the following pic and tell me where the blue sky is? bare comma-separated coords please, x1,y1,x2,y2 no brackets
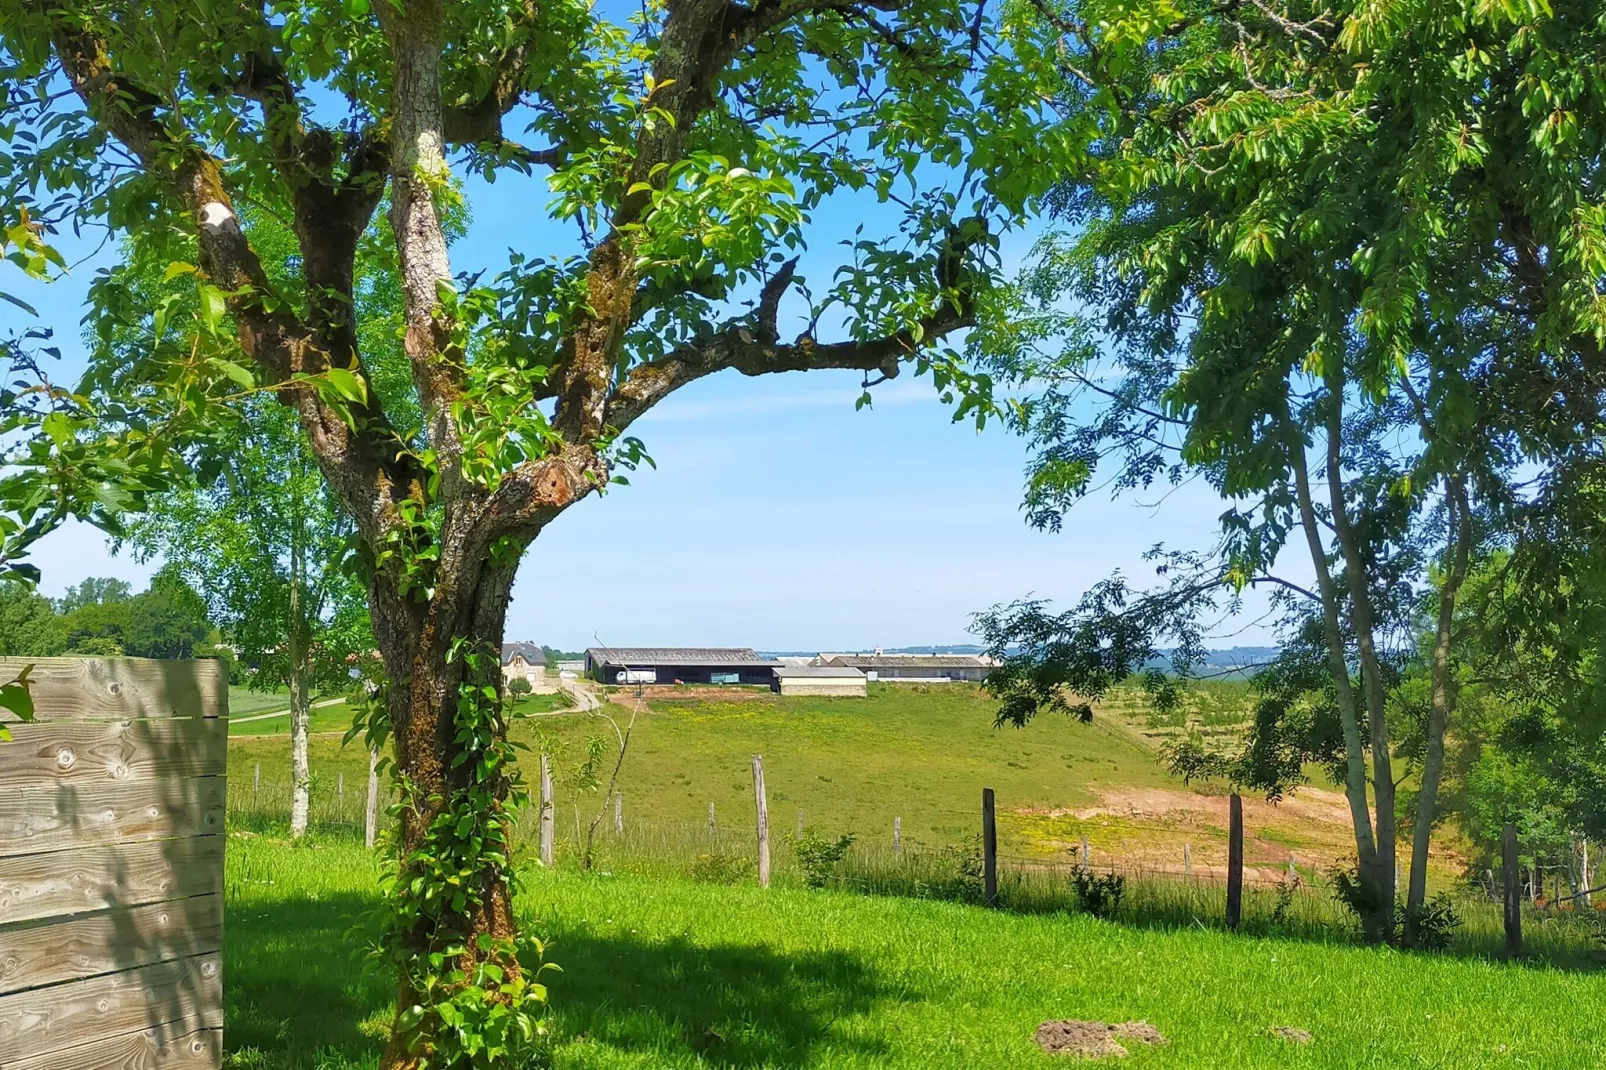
7,161,1279,654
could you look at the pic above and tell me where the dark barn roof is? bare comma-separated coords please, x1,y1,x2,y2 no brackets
586,647,778,668
502,642,544,666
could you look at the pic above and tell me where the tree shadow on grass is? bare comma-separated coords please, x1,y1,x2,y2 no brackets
542,924,899,1067
224,890,388,1068
226,889,898,1069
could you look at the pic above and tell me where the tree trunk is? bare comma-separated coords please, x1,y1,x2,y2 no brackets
375,557,526,1070
1290,434,1389,941
288,508,311,840
288,658,312,838
1322,380,1397,939
1404,476,1471,944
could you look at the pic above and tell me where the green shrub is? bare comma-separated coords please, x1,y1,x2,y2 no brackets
690,849,752,885
796,829,856,888
1069,864,1125,919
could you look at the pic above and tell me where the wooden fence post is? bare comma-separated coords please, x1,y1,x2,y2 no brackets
894,816,902,854
753,755,770,889
709,801,717,837
364,748,379,849
1183,842,1192,879
337,771,344,802
1080,835,1090,868
982,787,998,906
539,754,555,868
614,792,623,835
253,761,261,796
797,808,804,839
1287,852,1296,882
1226,792,1244,931
1503,822,1522,956
1584,836,1593,907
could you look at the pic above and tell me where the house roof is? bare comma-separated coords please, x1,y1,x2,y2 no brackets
821,654,994,670
586,647,778,668
502,642,544,666
774,665,866,679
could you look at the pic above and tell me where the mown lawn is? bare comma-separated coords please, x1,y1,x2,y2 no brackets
225,837,1606,1069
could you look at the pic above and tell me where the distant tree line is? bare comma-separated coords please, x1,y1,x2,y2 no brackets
0,570,220,662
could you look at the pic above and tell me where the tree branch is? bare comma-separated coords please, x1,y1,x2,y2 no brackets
48,17,418,542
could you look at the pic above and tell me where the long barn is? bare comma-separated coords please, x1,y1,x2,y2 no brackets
584,647,779,685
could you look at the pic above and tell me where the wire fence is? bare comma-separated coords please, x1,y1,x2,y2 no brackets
227,766,1606,963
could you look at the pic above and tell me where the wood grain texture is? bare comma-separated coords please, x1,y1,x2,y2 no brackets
0,777,225,860
0,657,226,722
0,895,223,997
0,953,222,1064
0,837,224,927
6,1022,220,1070
0,719,225,791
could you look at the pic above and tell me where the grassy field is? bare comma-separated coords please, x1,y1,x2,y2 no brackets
225,683,1456,883
227,685,292,716
225,836,1606,1069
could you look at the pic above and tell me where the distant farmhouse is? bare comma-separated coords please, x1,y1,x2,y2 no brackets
585,647,779,686
815,650,995,683
501,642,549,689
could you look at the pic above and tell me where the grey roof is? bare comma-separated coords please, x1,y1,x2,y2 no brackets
823,654,994,670
586,647,778,668
774,665,867,679
502,642,544,666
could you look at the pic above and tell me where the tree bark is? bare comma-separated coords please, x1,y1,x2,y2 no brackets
376,554,525,1070
288,497,311,840
1289,433,1388,940
1404,474,1471,944
288,658,312,838
1322,379,1397,939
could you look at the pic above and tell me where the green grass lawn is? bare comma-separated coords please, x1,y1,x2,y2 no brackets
227,697,353,737
225,836,1606,1069
227,685,291,716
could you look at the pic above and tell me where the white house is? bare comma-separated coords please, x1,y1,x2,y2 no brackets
501,642,548,689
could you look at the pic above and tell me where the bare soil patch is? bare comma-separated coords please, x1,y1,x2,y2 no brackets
1033,1020,1167,1059
1269,1026,1313,1045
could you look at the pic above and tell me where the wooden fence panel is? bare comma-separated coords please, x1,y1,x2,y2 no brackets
7,1021,222,1070
0,657,225,721
0,718,226,790
0,657,225,1069
0,778,226,857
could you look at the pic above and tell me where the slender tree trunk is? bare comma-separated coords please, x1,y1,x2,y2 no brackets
1290,435,1388,940
1404,475,1471,944
288,656,312,838
288,496,311,839
1322,379,1397,938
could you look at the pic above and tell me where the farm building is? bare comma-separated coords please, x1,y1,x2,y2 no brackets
773,664,868,697
501,642,549,689
817,652,996,683
585,647,779,685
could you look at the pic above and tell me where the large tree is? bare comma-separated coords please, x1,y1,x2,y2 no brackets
0,2,1068,1064
967,0,1606,942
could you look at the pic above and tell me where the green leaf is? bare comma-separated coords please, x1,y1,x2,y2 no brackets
325,367,367,403
210,358,255,390
197,283,228,336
